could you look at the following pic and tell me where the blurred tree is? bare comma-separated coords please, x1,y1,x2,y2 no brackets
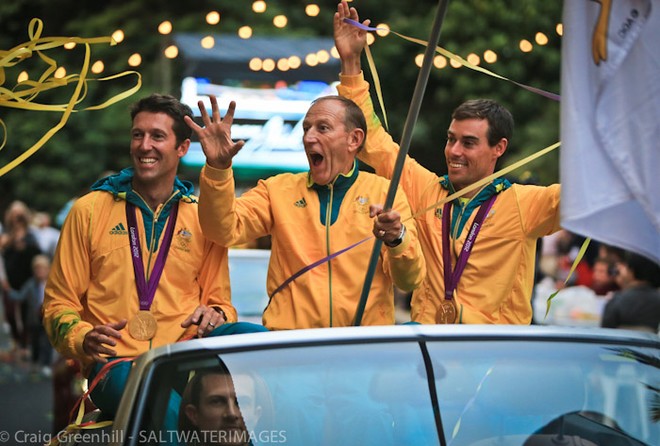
0,0,562,219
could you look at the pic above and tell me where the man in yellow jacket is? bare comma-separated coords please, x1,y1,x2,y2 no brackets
334,1,561,324
43,94,265,418
188,95,426,329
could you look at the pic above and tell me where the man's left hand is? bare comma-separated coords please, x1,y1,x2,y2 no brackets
181,305,227,337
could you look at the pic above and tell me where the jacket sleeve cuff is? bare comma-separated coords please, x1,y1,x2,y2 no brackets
339,71,366,88
73,324,94,358
202,164,233,182
386,228,411,256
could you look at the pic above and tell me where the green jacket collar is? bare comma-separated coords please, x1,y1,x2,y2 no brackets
439,174,511,236
91,168,195,251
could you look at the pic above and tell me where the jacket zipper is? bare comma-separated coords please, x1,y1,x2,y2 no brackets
325,183,334,327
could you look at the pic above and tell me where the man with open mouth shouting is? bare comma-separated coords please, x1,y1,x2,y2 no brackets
189,94,425,330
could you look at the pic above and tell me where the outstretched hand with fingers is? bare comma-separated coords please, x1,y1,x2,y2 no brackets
334,1,370,66
184,95,244,170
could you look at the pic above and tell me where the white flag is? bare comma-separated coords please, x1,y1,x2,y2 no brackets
560,0,659,263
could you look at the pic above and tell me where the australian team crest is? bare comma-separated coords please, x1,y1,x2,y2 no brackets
354,195,370,214
175,227,192,252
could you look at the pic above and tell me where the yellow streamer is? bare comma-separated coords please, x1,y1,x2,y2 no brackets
544,237,592,319
364,44,389,131
0,18,142,177
406,141,561,222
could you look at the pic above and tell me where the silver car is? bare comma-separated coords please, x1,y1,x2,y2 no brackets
65,325,658,446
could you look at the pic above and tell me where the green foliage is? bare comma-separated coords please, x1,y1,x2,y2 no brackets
0,0,562,217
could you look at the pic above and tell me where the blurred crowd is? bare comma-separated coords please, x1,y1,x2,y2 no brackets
0,199,59,377
532,229,660,332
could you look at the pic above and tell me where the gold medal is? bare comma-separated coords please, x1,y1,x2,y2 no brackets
436,300,457,324
128,310,157,340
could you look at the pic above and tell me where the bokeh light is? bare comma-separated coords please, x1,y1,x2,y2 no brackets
206,11,220,25
158,21,172,35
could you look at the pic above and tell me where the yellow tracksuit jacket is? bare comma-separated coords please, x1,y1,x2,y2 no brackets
338,73,561,324
198,164,426,329
44,177,235,373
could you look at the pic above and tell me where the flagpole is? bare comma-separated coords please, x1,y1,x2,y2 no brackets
354,0,450,326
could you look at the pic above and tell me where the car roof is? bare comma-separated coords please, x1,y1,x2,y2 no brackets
133,324,659,369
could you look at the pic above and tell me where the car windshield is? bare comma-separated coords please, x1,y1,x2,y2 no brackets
130,335,659,446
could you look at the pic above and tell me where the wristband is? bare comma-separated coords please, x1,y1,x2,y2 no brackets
385,225,406,248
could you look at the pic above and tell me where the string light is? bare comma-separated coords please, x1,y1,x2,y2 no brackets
519,39,533,53
375,24,390,37
54,67,66,78
249,58,263,71
466,53,480,66
433,55,447,69
111,30,124,44
483,50,497,64
164,45,178,59
17,71,29,83
201,36,215,49
305,4,320,17
206,11,220,25
535,32,548,45
273,15,288,28
262,58,275,72
277,58,290,71
91,61,104,74
305,53,319,66
128,53,142,67
63,41,76,50
288,55,302,69
316,50,330,64
158,21,172,35
238,26,252,39
253,1,266,13
161,7,559,76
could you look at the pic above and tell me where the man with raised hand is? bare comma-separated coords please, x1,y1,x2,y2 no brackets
189,94,425,329
334,1,561,324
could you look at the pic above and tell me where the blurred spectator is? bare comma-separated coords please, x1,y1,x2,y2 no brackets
31,212,60,259
597,243,626,265
1,200,42,354
589,257,620,297
553,230,593,289
601,251,660,333
0,255,9,338
14,254,53,375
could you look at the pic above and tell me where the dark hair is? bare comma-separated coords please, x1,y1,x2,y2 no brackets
130,94,193,146
178,365,241,445
452,99,514,147
623,251,660,287
311,95,367,151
